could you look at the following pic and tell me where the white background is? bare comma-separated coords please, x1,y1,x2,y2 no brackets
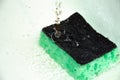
0,0,120,80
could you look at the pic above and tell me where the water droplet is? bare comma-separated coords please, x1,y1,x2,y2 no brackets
53,27,61,38
63,29,66,34
66,19,69,22
54,31,61,38
82,37,86,40
64,36,71,41
76,42,79,47
87,35,90,38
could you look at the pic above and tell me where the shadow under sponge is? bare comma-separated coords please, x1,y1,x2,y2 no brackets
39,12,120,80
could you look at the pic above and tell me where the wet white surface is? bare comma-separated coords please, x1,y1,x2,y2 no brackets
0,0,120,80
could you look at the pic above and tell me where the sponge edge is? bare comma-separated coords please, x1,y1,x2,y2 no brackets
39,32,120,80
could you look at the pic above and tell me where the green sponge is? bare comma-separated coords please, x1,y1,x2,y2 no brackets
39,12,120,80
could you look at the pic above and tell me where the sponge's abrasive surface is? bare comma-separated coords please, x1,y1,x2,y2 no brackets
42,12,117,65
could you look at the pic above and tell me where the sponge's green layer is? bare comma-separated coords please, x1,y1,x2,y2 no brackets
39,32,120,80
